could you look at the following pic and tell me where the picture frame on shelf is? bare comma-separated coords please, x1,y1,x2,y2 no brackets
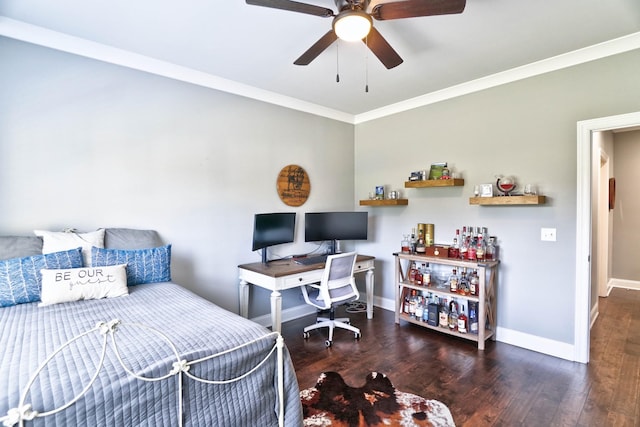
480,184,493,197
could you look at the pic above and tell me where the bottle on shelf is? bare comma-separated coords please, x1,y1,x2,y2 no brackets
476,235,486,262
449,229,460,258
415,263,424,286
415,295,424,320
401,234,410,254
410,228,417,254
469,303,479,334
469,269,479,296
408,290,418,318
466,237,477,261
448,300,458,331
408,261,417,284
403,290,411,314
422,263,431,287
458,268,470,295
459,236,469,260
449,268,459,293
486,236,497,261
457,305,468,333
439,298,449,328
416,230,426,254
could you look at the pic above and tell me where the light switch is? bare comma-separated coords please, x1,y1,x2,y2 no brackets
541,228,557,242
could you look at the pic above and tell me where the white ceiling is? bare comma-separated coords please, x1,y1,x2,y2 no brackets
1,0,640,122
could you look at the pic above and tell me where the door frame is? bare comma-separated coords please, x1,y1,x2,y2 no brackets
575,111,640,363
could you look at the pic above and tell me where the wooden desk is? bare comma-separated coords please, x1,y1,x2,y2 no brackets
238,255,375,333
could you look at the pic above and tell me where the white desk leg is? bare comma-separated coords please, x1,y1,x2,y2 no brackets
366,268,375,319
239,279,249,318
271,290,282,333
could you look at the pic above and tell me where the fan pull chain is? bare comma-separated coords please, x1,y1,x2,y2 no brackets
336,42,340,83
365,36,369,93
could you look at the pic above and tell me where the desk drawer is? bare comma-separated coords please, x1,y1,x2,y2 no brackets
282,270,321,287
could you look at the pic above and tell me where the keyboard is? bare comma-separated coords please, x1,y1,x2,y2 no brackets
294,255,329,266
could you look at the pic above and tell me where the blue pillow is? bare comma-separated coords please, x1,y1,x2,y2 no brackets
0,247,84,307
91,245,171,285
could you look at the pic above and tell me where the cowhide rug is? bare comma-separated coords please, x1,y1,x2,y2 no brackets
300,371,456,427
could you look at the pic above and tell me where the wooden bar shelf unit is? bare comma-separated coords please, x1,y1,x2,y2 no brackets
469,195,546,205
359,199,408,206
404,179,464,188
394,252,499,350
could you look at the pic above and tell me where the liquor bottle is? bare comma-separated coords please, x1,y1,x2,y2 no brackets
410,228,417,254
401,234,410,254
457,305,468,333
422,263,431,287
486,236,497,261
416,230,426,254
422,294,431,323
415,295,424,320
469,269,479,296
459,236,469,260
449,229,460,258
448,300,458,331
439,299,449,328
408,290,418,318
476,235,486,262
469,304,479,334
409,261,418,284
458,268,469,295
449,268,459,293
466,237,477,261
415,264,423,286
403,290,410,314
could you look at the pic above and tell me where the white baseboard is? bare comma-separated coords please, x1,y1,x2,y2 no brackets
251,304,317,329
610,278,640,291
496,327,575,361
255,298,577,361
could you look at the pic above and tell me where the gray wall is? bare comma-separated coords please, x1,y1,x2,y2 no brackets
0,36,355,318
612,130,640,281
3,33,640,357
354,49,640,347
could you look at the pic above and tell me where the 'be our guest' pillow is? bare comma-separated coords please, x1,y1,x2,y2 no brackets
91,245,171,285
0,247,84,307
39,264,129,306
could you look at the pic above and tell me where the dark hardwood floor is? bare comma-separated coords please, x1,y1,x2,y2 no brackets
281,288,640,426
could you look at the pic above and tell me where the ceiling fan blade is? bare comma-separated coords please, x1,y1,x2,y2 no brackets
246,0,334,17
372,0,466,21
294,30,339,65
365,27,403,69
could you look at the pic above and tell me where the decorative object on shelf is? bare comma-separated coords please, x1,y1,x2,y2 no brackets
495,175,517,196
277,164,310,206
375,185,385,200
428,162,447,180
479,183,493,197
524,183,537,195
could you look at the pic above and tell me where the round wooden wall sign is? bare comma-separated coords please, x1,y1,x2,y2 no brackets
277,164,310,206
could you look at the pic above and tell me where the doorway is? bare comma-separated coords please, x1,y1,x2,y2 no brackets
575,111,640,363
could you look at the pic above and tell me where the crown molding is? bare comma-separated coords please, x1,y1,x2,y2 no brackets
2,16,639,126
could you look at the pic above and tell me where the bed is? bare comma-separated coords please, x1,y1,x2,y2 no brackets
0,228,303,427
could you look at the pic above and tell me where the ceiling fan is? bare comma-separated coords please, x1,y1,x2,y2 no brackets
245,0,466,69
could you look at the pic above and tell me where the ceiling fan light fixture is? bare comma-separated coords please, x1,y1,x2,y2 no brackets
333,10,372,42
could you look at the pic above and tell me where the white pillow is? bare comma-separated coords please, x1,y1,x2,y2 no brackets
34,229,105,266
39,264,128,306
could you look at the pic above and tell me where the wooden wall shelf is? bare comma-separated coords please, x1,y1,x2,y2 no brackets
359,199,408,206
469,195,546,205
404,179,464,188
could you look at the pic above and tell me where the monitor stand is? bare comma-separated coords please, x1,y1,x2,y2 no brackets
261,247,269,264
328,239,340,255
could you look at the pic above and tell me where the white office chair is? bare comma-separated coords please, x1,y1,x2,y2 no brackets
301,252,361,347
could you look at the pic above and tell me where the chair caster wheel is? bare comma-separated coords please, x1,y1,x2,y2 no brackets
354,333,361,340
325,340,332,347
303,332,310,339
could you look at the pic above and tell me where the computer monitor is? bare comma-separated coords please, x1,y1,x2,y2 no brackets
252,212,296,264
304,211,368,254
